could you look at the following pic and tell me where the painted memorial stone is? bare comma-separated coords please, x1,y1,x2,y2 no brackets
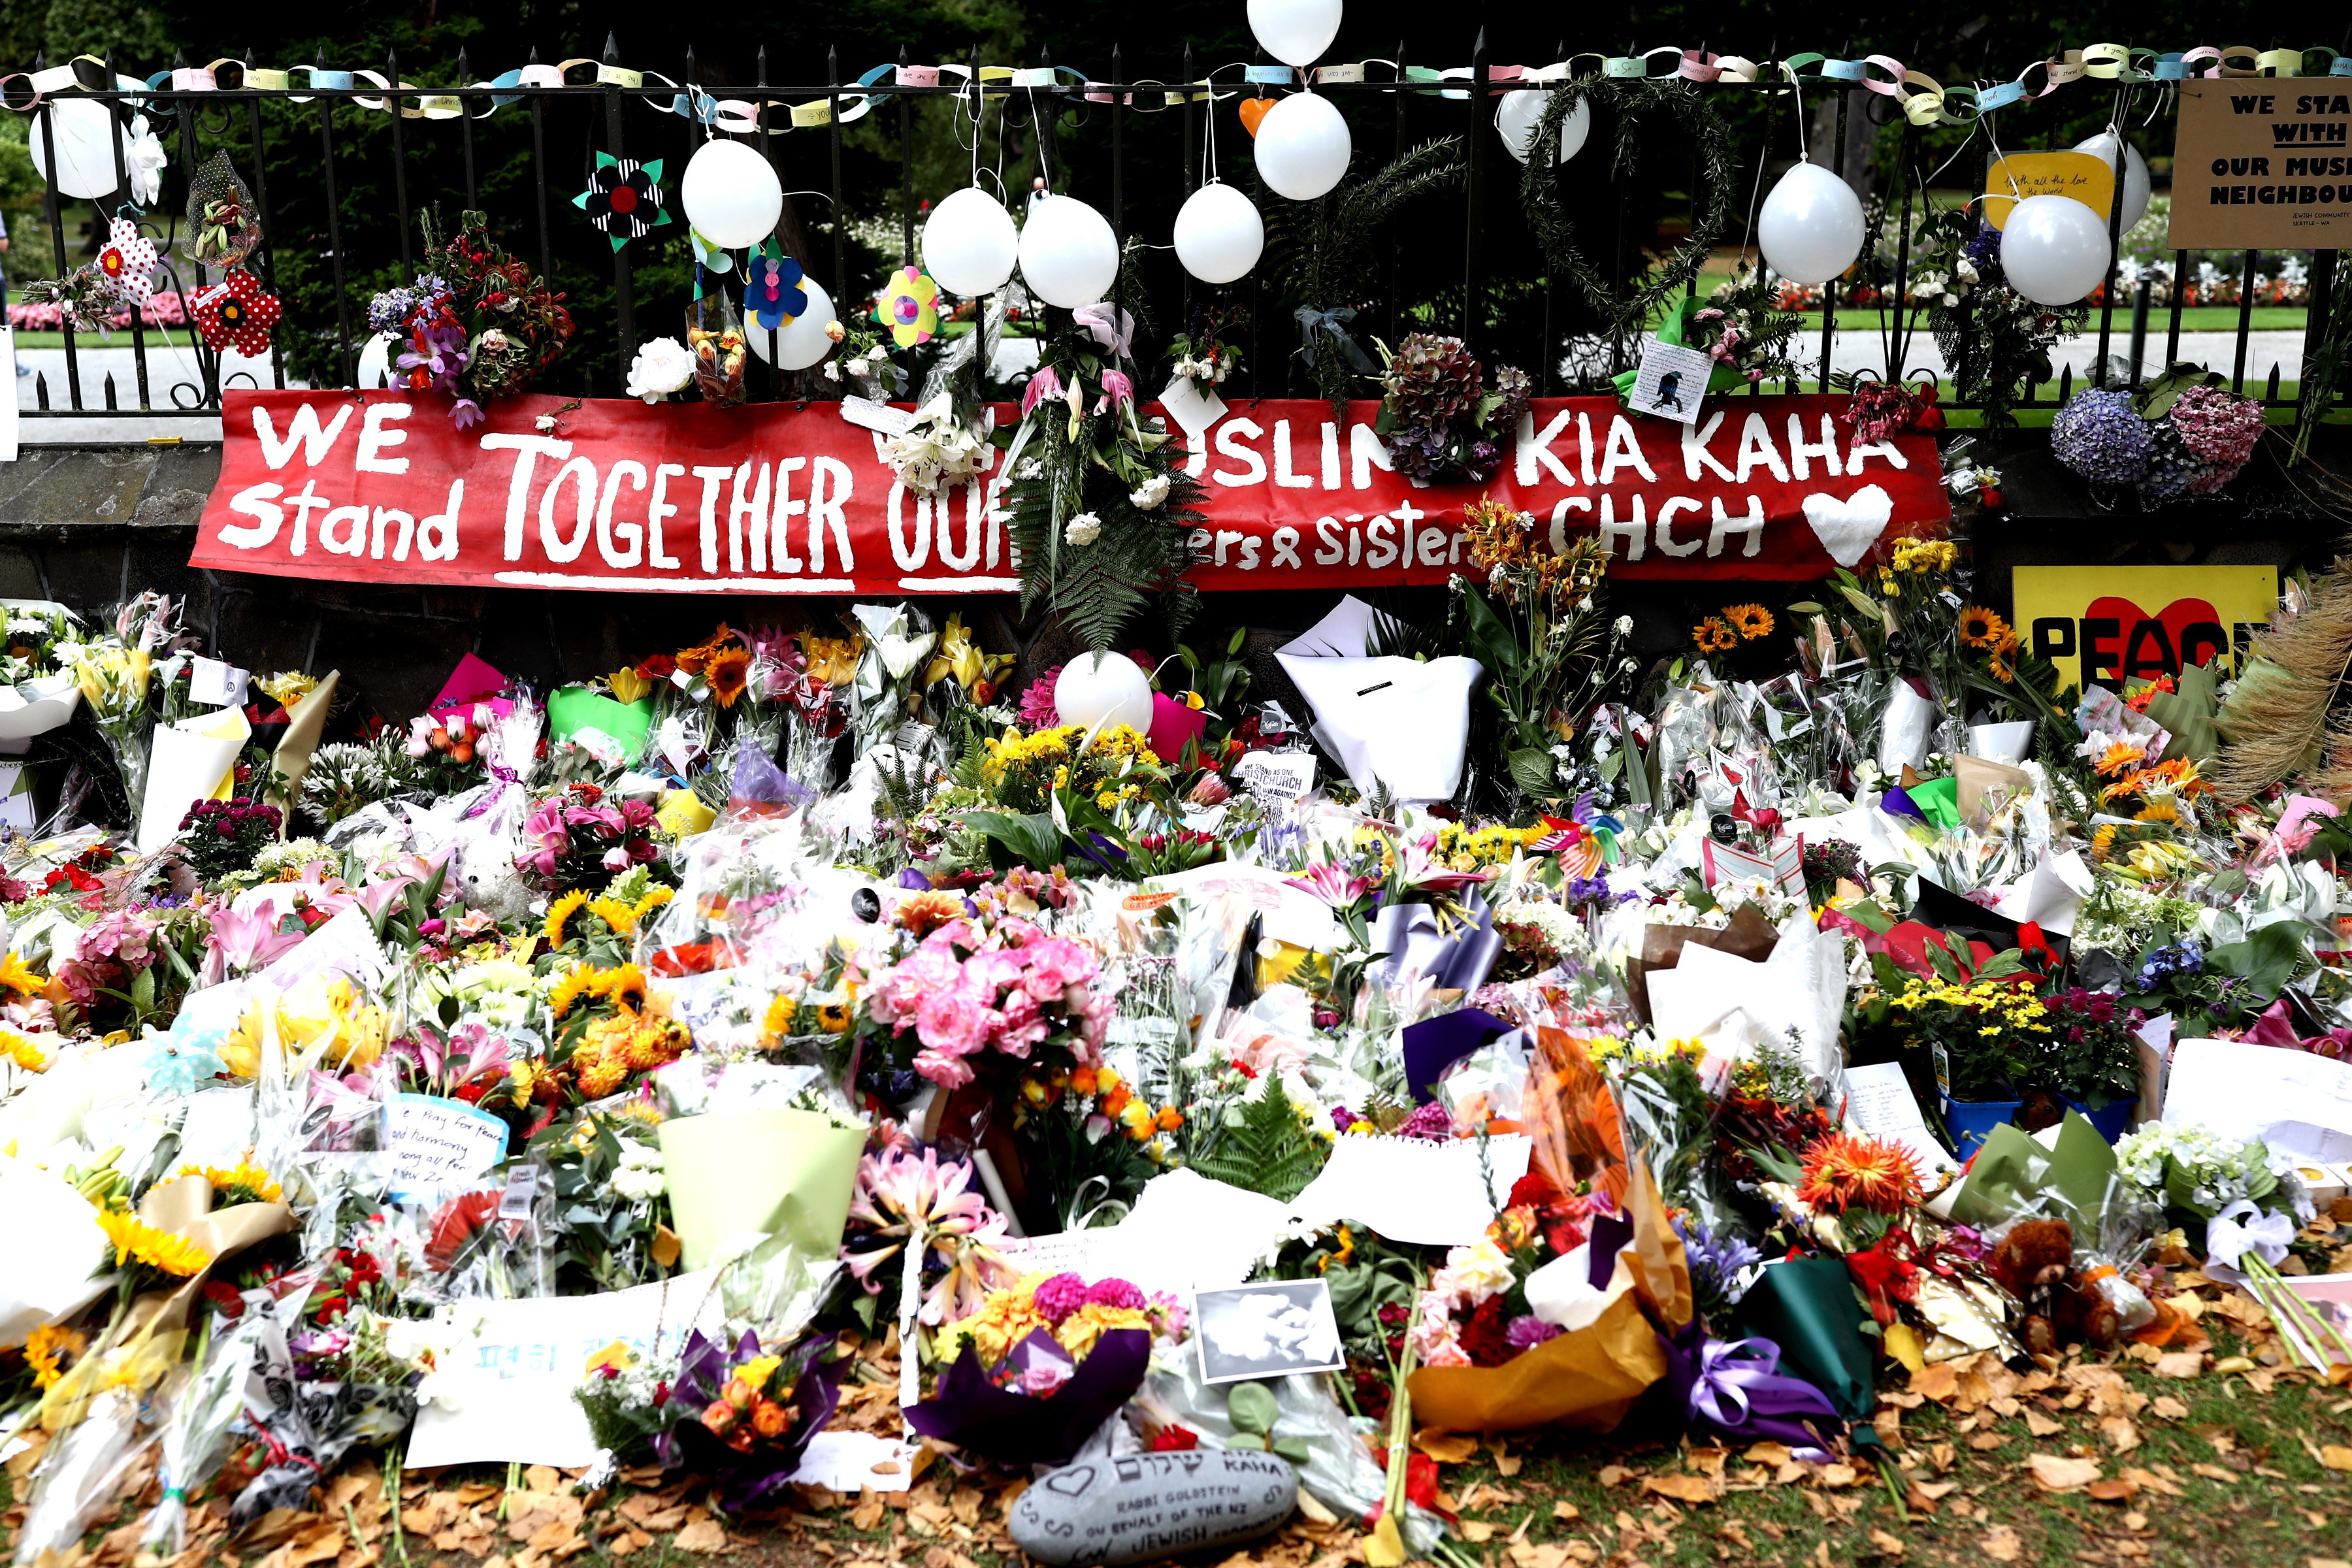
1007,1450,1297,1567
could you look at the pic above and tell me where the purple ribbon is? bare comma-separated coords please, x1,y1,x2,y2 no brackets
461,768,521,821
1683,1333,1840,1446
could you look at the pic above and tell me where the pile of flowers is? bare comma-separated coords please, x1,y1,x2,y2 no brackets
2052,373,2266,500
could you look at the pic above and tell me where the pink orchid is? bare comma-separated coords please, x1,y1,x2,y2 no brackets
1286,861,1373,906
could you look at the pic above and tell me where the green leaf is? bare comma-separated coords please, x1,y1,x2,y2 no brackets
1226,1381,1279,1436
1271,1437,1313,1465
1190,1076,1327,1202
961,810,1062,871
1458,587,1520,678
1509,747,1558,798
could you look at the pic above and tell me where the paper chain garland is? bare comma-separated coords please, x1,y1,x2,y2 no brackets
4,40,2350,142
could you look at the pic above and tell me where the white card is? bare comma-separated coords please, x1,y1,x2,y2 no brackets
840,395,916,436
189,656,251,708
0,761,30,831
1232,750,1317,806
1629,340,1716,425
788,1431,919,1494
1838,1061,1958,1175
383,1092,511,1199
1287,1132,1532,1247
176,1086,258,1169
1158,376,1227,446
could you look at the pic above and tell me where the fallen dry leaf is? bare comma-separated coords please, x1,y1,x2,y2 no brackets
1639,1474,1717,1506
2189,1463,2240,1485
672,1520,727,1554
2086,1478,2142,1503
1869,1527,1906,1558
2323,1446,2352,1473
2024,1410,2063,1438
2100,1416,2142,1454
1595,1464,1634,1488
2153,1350,2204,1379
1982,1525,2023,1563
2027,1454,2102,1492
1413,1430,1480,1465
2149,1396,2190,1420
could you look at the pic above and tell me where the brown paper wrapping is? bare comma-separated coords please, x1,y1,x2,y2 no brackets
269,671,342,831
1404,1156,1692,1435
1405,1269,1665,1435
127,1174,294,1334
1953,754,2033,825
1625,904,1779,1024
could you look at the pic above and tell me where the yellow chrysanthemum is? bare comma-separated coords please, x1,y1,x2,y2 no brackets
1054,1303,1150,1358
1,1028,48,1071
544,888,592,949
96,1210,212,1279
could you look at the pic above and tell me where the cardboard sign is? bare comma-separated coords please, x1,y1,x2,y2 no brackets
2014,564,2279,693
1981,152,2115,229
2167,80,2352,249
384,1092,512,1198
191,391,1950,589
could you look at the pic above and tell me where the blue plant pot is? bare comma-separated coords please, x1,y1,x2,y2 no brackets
1940,1096,2026,1161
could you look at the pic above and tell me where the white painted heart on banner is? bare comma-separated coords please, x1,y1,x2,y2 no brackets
1802,483,1894,567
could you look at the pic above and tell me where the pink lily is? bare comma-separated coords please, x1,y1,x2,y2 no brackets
1285,860,1373,907
1021,365,1064,416
1095,369,1135,414
203,902,306,983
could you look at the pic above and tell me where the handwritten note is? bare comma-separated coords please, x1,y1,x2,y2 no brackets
384,1093,511,1198
1982,152,2115,229
1840,1062,1959,1176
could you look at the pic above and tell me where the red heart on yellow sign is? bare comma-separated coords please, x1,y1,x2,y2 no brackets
1238,97,1272,137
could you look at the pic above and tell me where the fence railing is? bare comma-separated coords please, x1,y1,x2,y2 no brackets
5,42,2342,434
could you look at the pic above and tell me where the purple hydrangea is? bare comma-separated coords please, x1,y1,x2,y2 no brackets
2051,389,2153,485
1032,1272,1090,1326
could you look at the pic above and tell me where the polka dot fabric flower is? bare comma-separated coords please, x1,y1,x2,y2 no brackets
95,217,157,305
191,268,282,356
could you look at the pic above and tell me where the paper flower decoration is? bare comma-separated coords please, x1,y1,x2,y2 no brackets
745,241,809,331
95,218,158,306
686,226,731,271
875,266,940,348
191,269,282,356
573,153,671,250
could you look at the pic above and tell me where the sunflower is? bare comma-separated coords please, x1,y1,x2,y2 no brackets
587,895,640,934
674,626,740,676
547,962,597,1020
180,1159,283,1206
632,887,676,923
1794,1132,1922,1215
24,1323,84,1390
1723,603,1774,641
1987,650,2016,683
1957,604,2008,649
590,962,649,1013
544,888,591,949
2093,742,2148,777
1,1028,48,1071
1690,617,1737,654
96,1209,213,1279
704,645,752,708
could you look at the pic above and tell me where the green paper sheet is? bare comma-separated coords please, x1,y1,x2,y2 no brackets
1908,775,1962,832
1733,1254,1876,1419
1610,297,1749,402
547,687,654,759
1944,1112,2119,1232
659,1108,867,1270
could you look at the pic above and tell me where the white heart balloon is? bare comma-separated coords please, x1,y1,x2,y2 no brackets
1019,193,1119,309
1758,161,1867,286
1173,181,1265,284
1247,0,1343,68
1493,90,1591,165
1999,194,2112,306
922,186,1021,297
1253,92,1353,201
1802,484,1893,568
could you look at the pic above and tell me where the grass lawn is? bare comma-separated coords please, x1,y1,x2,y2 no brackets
1780,306,2310,335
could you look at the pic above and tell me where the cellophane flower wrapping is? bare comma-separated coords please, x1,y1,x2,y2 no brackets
652,1328,840,1511
140,1320,260,1553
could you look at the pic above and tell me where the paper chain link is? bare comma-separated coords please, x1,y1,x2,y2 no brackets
2,41,2347,134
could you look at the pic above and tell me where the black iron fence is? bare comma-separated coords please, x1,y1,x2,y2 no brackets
3,42,2343,432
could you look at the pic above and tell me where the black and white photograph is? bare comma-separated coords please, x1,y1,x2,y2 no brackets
1192,1280,1346,1385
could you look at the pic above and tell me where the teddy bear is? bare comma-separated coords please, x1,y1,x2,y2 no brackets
1986,1218,2123,1356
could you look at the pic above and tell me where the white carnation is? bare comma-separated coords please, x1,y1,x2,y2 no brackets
1064,512,1103,547
1129,474,1171,510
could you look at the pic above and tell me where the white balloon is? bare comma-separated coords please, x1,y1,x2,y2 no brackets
1247,0,1343,68
679,138,783,250
1017,193,1119,309
923,186,1021,297
1054,651,1153,736
27,99,122,201
355,331,395,390
749,276,836,369
1253,92,1353,202
1493,90,1591,165
1758,161,1867,286
1172,181,1265,284
1999,193,2113,306
2072,131,2153,232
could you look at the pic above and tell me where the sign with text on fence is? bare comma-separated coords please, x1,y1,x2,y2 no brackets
2166,79,2352,249
190,390,1949,591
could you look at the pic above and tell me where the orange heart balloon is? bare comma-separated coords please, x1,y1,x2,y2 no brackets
1237,96,1272,137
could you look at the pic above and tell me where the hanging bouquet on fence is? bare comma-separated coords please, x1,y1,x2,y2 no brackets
1913,210,2087,429
1374,333,1530,483
998,305,1205,651
2051,365,2266,502
370,212,576,429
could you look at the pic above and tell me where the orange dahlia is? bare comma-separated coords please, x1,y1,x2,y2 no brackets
1795,1132,1923,1215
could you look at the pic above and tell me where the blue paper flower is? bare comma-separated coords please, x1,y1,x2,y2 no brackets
744,240,808,330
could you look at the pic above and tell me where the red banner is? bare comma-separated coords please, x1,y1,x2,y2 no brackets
191,390,1948,593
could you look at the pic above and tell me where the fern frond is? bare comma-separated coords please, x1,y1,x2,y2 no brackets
1188,1075,1328,1203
